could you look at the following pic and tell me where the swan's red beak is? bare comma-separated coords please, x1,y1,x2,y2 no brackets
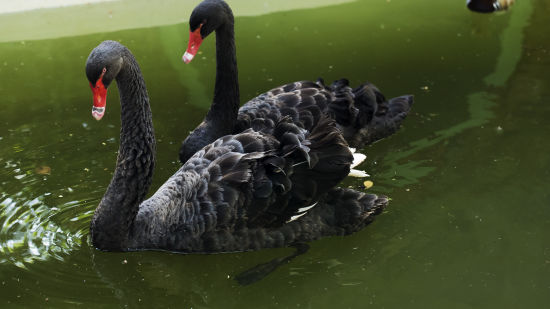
90,72,107,121
183,24,203,64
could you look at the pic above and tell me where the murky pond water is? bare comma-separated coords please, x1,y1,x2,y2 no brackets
1,0,549,307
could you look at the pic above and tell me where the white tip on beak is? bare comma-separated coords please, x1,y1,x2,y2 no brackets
92,106,105,121
182,51,195,64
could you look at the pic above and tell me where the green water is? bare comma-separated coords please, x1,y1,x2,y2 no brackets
1,0,549,307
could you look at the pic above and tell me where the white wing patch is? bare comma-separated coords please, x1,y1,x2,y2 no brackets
297,202,318,213
348,147,369,177
287,201,318,223
351,153,366,169
349,169,370,177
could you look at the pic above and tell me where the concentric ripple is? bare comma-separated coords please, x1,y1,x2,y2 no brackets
0,121,106,269
0,191,95,268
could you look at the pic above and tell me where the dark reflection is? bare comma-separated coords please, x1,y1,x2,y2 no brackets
88,244,319,307
235,243,310,286
88,249,241,307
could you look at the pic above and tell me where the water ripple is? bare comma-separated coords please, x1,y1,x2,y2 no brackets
0,190,95,268
0,120,105,269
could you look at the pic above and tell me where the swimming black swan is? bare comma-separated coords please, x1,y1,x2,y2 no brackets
179,0,413,163
467,0,515,13
86,40,388,252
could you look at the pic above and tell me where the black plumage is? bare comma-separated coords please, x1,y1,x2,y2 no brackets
86,41,387,252
179,0,414,163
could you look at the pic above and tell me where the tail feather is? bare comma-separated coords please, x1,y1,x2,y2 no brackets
275,187,389,239
364,94,413,145
351,81,413,147
320,187,388,234
387,95,414,120
323,79,412,148
352,82,385,127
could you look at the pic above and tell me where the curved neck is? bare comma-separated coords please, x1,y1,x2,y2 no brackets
205,17,240,132
91,50,156,250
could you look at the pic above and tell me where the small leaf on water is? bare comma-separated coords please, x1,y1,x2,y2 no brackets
363,180,374,189
35,166,51,175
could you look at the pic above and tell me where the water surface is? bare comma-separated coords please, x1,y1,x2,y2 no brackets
1,0,549,307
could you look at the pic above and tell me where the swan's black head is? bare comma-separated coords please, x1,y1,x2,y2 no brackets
183,0,233,63
86,40,125,120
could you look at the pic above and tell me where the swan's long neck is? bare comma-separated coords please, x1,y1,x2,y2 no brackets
205,14,239,133
90,50,156,251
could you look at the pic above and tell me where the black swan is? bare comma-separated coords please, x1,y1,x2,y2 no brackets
86,40,388,252
179,0,413,163
467,0,515,13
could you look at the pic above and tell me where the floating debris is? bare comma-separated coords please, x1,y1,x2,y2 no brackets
35,166,51,175
363,180,374,189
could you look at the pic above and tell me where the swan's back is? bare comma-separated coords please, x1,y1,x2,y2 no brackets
131,117,352,252
236,79,413,149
